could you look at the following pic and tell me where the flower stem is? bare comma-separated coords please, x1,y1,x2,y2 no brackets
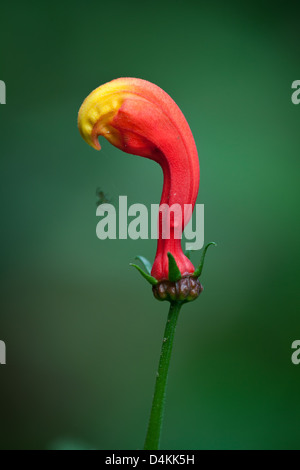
144,301,182,450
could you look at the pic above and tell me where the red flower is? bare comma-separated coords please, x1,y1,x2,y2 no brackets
78,77,200,281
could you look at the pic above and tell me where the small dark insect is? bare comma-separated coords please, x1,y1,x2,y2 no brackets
96,188,112,206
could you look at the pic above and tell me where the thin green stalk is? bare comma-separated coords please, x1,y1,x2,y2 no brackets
144,301,182,450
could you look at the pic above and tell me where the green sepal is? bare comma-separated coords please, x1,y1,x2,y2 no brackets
193,242,217,278
167,252,182,282
130,263,158,286
134,255,152,275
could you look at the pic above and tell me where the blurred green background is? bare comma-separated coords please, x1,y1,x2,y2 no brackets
0,0,299,450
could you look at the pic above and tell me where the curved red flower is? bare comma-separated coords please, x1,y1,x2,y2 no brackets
78,77,200,281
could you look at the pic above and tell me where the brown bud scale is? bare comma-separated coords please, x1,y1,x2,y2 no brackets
152,276,203,303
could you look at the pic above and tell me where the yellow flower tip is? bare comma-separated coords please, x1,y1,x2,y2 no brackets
78,80,128,151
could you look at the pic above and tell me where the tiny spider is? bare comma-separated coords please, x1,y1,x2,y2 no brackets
96,188,112,206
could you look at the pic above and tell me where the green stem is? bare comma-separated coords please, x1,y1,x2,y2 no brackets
144,301,182,450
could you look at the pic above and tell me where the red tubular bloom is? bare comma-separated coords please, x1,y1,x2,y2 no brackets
78,78,200,281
